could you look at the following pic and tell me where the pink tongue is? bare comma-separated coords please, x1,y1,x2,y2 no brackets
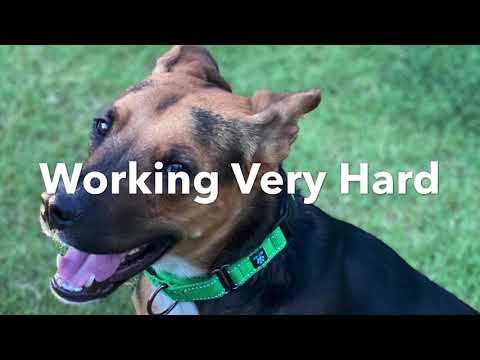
58,247,127,288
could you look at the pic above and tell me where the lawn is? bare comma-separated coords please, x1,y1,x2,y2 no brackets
0,45,478,314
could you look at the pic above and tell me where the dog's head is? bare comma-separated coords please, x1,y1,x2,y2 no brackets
40,45,321,303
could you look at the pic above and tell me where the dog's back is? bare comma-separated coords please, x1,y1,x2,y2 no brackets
280,196,478,315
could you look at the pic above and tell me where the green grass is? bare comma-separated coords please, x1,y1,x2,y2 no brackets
0,45,479,314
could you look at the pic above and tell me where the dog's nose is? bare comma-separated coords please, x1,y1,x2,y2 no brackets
49,203,75,229
43,193,77,230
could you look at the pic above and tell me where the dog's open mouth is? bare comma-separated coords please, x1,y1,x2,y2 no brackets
51,242,170,303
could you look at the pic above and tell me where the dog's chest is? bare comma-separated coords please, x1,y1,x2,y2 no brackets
149,256,202,315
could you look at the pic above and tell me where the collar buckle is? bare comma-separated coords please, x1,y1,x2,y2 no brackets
211,265,238,294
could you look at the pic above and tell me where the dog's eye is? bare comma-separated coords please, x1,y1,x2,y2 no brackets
94,118,111,136
165,163,186,173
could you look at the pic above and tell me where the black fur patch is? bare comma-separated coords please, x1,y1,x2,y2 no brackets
191,108,259,182
192,108,225,148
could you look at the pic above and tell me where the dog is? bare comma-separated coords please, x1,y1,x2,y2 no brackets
40,45,477,315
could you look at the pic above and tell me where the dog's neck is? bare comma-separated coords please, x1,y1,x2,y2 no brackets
210,189,281,269
154,188,282,272
197,188,294,314
149,185,285,315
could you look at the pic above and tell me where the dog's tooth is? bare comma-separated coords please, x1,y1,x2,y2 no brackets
56,276,65,287
56,254,62,268
84,275,95,288
56,276,82,292
64,282,82,292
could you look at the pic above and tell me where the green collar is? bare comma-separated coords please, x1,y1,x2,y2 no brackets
144,194,295,304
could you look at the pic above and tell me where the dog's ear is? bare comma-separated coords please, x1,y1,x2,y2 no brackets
248,89,321,164
152,45,232,92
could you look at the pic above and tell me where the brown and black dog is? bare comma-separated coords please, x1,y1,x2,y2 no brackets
40,45,477,315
